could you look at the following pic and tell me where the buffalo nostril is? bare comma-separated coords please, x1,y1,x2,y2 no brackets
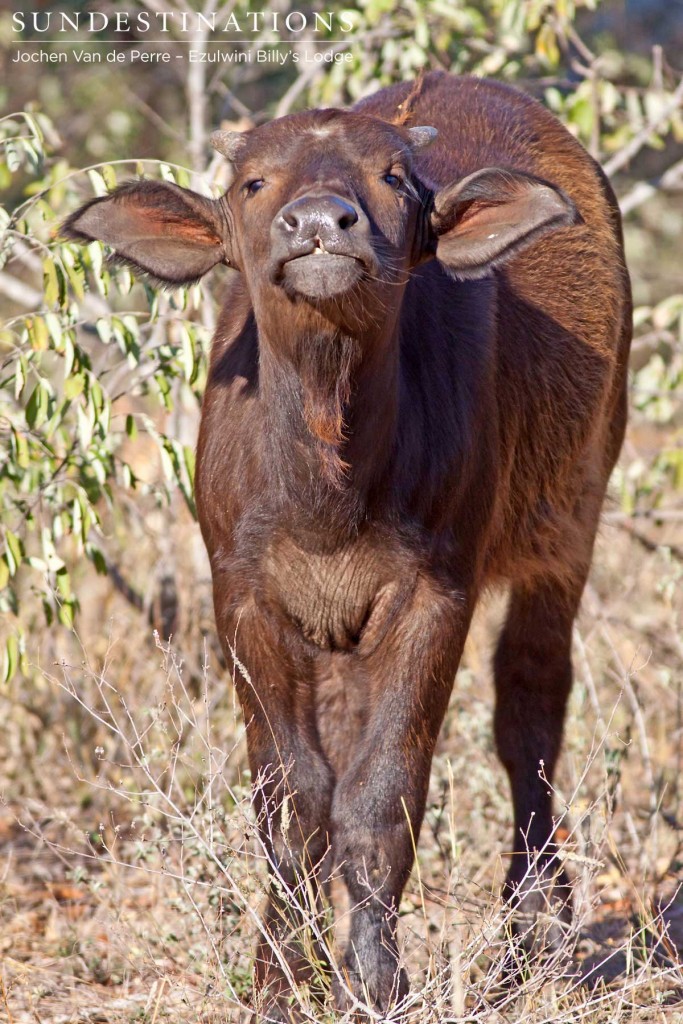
282,210,298,229
338,204,359,230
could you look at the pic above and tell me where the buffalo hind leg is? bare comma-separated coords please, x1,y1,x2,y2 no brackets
493,578,584,957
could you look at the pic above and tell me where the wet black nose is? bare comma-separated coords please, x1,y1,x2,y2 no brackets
276,194,360,239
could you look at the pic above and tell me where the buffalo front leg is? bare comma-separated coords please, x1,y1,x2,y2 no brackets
217,599,333,1021
330,580,470,1016
493,578,584,954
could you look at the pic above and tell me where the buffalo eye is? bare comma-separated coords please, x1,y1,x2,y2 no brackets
383,172,402,189
244,178,265,195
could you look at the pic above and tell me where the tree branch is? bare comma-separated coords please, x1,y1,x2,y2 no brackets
0,271,42,309
619,156,683,216
603,77,683,178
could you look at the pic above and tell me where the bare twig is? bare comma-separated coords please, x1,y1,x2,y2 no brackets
275,40,351,118
0,271,42,309
611,518,683,563
604,508,683,523
619,156,683,216
125,89,189,145
274,28,398,118
603,77,683,178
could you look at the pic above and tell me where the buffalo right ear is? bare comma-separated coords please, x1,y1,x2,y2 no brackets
430,167,580,278
61,179,237,284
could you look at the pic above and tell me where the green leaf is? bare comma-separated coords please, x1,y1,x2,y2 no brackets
43,258,64,308
179,325,196,382
96,318,113,345
183,444,196,485
63,333,76,378
64,372,85,400
86,545,108,575
101,165,117,190
58,600,76,628
56,567,71,599
4,634,19,683
87,169,109,197
11,429,29,469
63,250,86,301
28,316,49,352
536,23,557,67
14,354,27,400
5,141,22,173
76,403,93,449
25,380,50,430
4,530,23,576
45,313,67,351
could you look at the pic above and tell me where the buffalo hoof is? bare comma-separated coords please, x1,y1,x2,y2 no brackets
332,954,409,1020
502,861,574,978
251,996,307,1024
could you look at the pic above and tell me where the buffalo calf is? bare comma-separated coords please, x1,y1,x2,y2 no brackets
65,71,631,1020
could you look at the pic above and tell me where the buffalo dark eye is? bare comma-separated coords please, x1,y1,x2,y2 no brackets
245,179,265,195
383,173,401,188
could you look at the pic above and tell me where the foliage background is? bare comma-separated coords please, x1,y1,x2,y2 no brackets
0,1,682,1021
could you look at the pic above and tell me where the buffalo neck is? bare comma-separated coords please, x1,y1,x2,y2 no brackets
256,303,401,534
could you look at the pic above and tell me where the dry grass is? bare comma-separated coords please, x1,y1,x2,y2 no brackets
1,482,682,1023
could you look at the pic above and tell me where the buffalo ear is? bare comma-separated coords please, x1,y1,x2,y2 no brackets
430,167,581,278
61,179,236,284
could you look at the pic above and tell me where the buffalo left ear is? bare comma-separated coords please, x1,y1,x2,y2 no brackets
430,167,581,278
61,179,236,285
